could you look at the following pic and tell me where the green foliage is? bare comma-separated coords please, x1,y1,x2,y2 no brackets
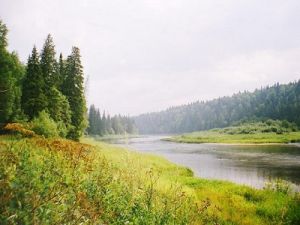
40,34,59,88
31,111,59,138
135,81,300,134
0,20,8,48
47,87,72,135
0,20,25,124
0,136,201,224
0,20,87,140
58,53,66,89
22,46,47,119
220,120,298,135
169,120,300,144
62,47,87,140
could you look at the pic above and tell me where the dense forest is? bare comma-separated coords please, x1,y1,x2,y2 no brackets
0,20,86,140
134,81,300,134
87,104,137,136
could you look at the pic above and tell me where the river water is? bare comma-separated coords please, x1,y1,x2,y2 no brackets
104,136,300,190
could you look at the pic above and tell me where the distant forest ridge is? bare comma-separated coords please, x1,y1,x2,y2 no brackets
134,81,300,134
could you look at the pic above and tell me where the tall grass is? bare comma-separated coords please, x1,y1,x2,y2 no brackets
0,135,204,224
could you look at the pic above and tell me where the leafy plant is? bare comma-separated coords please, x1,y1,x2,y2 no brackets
31,111,59,137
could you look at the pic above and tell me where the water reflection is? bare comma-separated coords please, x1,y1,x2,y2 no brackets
103,136,300,189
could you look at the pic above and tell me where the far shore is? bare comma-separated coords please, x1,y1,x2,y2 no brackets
163,135,300,146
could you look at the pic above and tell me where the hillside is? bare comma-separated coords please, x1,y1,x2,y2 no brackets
1,132,300,224
134,81,300,134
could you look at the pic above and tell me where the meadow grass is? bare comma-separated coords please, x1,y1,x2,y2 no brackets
1,134,299,224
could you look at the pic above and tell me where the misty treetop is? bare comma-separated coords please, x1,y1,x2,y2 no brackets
134,81,300,134
0,20,87,140
88,104,137,136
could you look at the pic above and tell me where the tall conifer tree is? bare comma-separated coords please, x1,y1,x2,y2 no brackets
58,53,65,89
0,20,24,124
40,34,59,89
22,46,47,119
63,47,87,140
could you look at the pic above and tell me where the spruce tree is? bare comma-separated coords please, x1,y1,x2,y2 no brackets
63,47,87,140
0,20,24,125
40,34,59,89
102,111,107,135
88,104,97,134
22,46,47,119
58,53,66,89
106,114,113,134
96,109,102,135
39,35,72,135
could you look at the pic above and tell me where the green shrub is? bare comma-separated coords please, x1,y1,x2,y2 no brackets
31,111,59,138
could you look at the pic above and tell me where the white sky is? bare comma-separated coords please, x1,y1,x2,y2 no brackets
1,0,300,115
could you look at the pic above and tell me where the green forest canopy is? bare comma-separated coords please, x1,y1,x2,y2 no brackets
87,104,137,136
134,81,300,134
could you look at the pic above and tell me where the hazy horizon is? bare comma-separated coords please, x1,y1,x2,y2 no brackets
1,0,300,116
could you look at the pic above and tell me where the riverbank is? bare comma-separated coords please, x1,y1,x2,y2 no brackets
91,134,140,141
84,137,300,225
1,134,299,224
165,120,300,144
165,131,300,144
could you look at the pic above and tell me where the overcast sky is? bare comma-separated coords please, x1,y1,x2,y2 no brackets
1,0,300,115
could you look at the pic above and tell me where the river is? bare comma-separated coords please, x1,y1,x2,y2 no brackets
104,135,300,190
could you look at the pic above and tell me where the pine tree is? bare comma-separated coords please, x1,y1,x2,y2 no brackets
96,109,102,135
58,53,66,89
0,20,8,49
22,46,47,119
39,35,72,135
0,20,24,125
88,104,97,134
102,111,107,135
106,114,113,134
40,34,59,89
63,47,87,140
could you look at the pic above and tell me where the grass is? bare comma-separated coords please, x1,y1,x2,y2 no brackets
1,134,300,224
167,131,300,144
167,120,300,144
91,133,140,141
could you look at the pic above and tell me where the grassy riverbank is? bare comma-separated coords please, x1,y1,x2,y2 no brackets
91,134,140,141
166,120,300,144
1,134,299,224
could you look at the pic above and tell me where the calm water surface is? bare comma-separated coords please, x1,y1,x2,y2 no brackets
104,136,300,190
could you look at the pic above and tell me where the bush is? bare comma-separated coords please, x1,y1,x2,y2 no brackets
31,111,59,138
3,123,35,137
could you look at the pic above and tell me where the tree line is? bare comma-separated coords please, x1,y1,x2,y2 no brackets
134,81,300,134
0,20,86,140
87,104,137,136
